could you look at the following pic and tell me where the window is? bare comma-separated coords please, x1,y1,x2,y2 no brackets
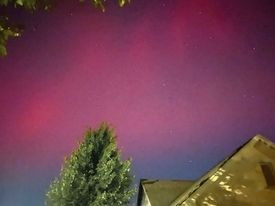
260,163,275,189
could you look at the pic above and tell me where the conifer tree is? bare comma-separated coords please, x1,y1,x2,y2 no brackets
46,123,135,206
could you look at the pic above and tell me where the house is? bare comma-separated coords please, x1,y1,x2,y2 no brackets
137,135,275,206
137,180,194,206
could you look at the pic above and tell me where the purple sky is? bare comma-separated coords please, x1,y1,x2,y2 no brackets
0,0,275,205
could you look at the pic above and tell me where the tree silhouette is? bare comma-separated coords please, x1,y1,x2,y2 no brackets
0,0,130,56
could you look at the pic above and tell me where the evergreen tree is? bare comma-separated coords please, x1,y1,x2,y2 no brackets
46,123,135,206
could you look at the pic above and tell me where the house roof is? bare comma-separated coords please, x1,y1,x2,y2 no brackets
170,134,275,206
137,179,194,206
137,135,275,206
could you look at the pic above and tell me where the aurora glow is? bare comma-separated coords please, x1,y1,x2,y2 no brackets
0,0,275,205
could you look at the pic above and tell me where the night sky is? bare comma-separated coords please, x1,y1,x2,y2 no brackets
1,0,275,205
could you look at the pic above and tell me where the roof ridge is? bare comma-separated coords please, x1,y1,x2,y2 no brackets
169,134,274,206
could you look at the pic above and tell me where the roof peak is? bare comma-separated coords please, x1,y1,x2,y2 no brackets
170,134,275,206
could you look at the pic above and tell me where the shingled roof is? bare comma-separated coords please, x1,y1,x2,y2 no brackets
171,135,275,206
137,135,275,206
137,179,194,206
